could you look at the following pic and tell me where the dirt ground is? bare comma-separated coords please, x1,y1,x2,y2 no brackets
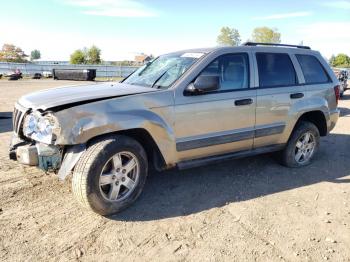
0,79,349,262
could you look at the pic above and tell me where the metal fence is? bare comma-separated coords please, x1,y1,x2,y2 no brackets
0,62,139,78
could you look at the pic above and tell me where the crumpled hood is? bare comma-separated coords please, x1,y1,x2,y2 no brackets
18,82,157,110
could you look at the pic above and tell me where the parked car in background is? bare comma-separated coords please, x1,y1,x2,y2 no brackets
5,69,22,81
338,70,348,97
9,43,340,216
32,73,42,79
334,69,349,97
42,71,53,78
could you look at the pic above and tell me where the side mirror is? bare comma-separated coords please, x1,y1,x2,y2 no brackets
185,75,220,95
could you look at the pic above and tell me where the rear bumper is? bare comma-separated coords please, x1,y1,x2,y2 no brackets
328,109,340,133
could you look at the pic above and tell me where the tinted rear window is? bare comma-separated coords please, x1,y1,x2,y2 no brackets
296,54,330,84
256,53,297,87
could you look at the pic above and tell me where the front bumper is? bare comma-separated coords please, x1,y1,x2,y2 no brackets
9,135,61,172
9,134,86,180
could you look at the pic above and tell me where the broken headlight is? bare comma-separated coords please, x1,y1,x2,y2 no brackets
23,112,60,144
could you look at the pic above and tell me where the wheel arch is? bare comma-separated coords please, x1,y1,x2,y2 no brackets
294,110,328,136
87,128,168,171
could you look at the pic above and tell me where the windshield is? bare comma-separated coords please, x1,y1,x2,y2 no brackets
123,52,204,89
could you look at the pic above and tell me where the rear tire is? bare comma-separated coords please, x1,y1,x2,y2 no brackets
72,135,148,216
281,121,320,168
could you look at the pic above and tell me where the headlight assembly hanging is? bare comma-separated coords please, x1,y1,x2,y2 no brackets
23,112,60,144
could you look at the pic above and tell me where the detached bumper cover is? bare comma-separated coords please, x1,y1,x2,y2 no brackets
9,135,27,161
9,134,85,179
9,136,61,172
16,145,39,166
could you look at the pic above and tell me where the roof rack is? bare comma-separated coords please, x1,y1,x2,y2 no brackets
242,42,311,50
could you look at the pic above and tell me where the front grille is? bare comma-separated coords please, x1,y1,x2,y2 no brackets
12,104,27,135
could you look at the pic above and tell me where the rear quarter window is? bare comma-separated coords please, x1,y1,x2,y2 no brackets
256,53,297,88
296,54,330,84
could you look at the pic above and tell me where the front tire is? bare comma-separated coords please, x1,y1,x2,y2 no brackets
72,135,148,216
281,121,320,168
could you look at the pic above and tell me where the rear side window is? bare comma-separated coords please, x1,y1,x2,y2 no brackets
256,53,297,87
296,54,330,84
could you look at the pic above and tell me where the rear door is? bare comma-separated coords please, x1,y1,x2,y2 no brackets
253,51,306,148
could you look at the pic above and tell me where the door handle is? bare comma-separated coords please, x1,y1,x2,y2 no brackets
290,93,304,99
234,98,253,106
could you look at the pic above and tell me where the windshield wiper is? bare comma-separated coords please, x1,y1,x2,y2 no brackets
151,65,176,88
138,60,154,76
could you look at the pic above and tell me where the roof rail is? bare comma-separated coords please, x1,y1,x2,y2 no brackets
242,42,311,50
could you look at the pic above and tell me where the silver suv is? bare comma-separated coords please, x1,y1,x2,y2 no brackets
9,42,340,216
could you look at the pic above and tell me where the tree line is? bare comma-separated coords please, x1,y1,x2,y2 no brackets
0,28,349,68
0,44,41,62
0,43,102,65
329,54,350,68
69,46,102,64
217,26,281,46
217,26,350,68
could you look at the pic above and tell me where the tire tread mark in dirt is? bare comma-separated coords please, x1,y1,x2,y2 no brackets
234,218,290,262
0,177,22,185
61,220,109,258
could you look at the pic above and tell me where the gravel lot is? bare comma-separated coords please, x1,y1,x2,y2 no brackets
0,79,349,261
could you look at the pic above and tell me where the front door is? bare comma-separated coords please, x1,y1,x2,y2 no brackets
174,53,256,161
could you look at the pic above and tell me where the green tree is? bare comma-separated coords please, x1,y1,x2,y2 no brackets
30,49,41,61
217,27,241,46
329,54,336,67
70,46,102,64
332,53,350,68
70,49,86,64
0,44,28,62
86,45,101,64
252,27,281,43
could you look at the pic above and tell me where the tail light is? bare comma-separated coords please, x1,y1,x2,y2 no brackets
334,85,340,106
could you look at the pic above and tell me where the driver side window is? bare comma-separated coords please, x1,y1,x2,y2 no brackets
199,53,250,91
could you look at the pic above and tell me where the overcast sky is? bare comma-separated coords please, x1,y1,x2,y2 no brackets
1,0,349,60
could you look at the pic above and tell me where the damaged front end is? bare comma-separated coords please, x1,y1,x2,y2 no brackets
9,135,85,180
11,141,61,170
9,103,85,180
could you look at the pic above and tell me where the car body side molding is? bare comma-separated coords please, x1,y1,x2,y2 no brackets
176,123,285,152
